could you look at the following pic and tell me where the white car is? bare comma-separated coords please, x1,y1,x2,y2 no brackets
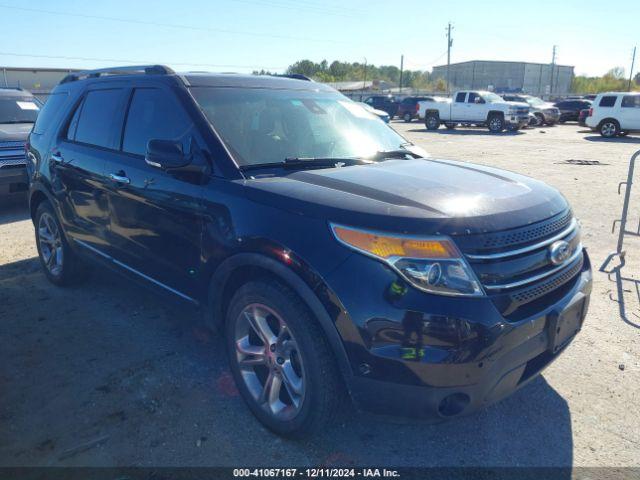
418,90,530,133
585,92,640,138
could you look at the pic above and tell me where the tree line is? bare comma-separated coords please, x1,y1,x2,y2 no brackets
256,59,640,94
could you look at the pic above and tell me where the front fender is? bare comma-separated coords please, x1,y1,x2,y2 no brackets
207,251,355,385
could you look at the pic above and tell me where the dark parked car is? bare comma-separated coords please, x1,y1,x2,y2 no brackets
28,65,592,437
578,108,591,127
0,88,41,196
364,94,398,119
554,99,592,122
397,96,437,123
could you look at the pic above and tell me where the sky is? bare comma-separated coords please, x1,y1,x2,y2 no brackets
0,0,638,77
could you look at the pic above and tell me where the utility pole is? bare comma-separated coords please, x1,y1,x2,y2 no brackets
362,57,367,100
549,45,557,98
629,46,637,92
399,55,404,93
446,22,453,95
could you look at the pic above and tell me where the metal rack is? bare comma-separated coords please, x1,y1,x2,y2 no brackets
601,149,640,328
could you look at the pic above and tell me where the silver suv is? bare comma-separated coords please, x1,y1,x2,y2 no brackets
502,94,560,126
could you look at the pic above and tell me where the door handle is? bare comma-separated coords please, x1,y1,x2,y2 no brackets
109,173,131,185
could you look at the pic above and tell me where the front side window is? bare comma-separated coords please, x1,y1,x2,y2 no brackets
0,95,40,125
599,96,617,107
467,92,481,104
74,89,124,148
122,88,194,156
621,95,640,108
190,87,410,167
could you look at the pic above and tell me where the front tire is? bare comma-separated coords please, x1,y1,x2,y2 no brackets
488,114,505,133
403,113,412,123
34,202,85,286
225,280,345,437
599,119,620,138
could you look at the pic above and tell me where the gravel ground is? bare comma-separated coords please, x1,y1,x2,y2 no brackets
0,123,638,468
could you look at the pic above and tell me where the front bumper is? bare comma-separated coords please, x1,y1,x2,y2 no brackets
506,114,530,127
326,249,592,419
542,110,560,123
0,166,28,194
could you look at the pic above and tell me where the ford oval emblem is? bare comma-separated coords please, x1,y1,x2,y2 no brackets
549,240,571,265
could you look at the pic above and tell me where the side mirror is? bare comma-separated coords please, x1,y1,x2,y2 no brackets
145,139,189,170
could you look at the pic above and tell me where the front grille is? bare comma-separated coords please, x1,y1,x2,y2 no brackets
0,141,27,169
457,210,573,252
511,255,584,304
0,141,26,149
0,157,26,169
460,210,584,314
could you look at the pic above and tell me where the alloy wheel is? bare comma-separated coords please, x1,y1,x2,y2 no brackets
234,303,305,421
38,212,63,276
601,122,617,137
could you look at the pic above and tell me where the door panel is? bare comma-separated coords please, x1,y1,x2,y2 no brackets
52,141,111,248
104,85,205,299
52,87,128,250
451,93,467,120
104,156,204,298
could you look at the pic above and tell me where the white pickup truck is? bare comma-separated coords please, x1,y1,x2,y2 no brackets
418,90,530,133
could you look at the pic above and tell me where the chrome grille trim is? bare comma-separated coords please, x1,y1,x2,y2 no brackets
483,245,583,291
466,218,578,260
0,158,27,168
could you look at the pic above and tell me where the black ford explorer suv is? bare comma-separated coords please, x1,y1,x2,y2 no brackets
0,87,40,196
28,65,592,437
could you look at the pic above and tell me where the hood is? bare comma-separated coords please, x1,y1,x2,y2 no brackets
504,101,529,108
0,123,32,142
242,158,568,235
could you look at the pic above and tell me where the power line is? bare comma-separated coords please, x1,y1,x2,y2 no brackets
0,51,286,71
229,0,357,17
0,3,346,43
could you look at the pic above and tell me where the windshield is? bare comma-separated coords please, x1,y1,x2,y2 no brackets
525,96,545,106
190,87,409,167
0,97,40,124
481,92,503,103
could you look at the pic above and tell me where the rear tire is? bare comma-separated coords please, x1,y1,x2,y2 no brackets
403,113,412,123
225,280,345,438
445,123,456,130
599,119,620,138
425,113,440,130
34,202,85,286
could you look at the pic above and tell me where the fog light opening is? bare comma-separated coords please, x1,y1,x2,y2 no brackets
438,393,470,417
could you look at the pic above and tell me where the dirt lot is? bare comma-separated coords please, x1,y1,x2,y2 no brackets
0,123,639,469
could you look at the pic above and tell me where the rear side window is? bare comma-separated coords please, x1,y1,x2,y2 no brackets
33,92,68,134
122,88,194,156
621,95,640,108
75,89,124,148
599,96,617,107
455,92,466,103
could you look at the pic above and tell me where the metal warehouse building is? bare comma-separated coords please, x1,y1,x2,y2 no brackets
2,67,79,101
432,60,574,96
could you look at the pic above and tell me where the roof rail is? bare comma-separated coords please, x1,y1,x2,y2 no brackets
60,65,175,84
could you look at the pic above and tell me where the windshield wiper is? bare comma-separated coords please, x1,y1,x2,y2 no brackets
1,120,35,124
240,157,369,172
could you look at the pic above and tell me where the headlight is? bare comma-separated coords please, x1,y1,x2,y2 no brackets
331,224,484,297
